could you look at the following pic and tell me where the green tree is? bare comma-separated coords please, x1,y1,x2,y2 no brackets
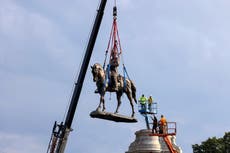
223,132,230,153
192,132,230,153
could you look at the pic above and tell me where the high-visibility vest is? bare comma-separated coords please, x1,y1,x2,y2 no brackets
160,117,167,126
148,97,153,104
139,96,147,104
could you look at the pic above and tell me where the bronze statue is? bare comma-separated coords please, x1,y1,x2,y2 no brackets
91,63,137,117
109,41,120,91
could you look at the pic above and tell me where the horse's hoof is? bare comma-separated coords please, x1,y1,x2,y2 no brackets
94,89,99,93
114,111,118,114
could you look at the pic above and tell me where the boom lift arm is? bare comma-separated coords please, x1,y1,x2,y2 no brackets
47,1,107,153
163,136,178,153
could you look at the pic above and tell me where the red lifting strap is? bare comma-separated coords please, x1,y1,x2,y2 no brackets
106,6,122,65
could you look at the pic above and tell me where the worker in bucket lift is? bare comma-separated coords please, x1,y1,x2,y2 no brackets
159,115,167,134
151,114,158,133
148,95,153,112
139,94,147,111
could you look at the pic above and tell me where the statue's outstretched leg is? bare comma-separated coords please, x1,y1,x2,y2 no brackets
96,98,101,111
127,90,135,117
102,96,105,111
115,92,122,114
97,94,105,111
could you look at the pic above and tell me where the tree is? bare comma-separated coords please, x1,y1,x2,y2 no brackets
223,132,230,153
192,132,230,153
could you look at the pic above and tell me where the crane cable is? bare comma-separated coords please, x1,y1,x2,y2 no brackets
103,0,121,69
103,0,117,69
102,0,131,96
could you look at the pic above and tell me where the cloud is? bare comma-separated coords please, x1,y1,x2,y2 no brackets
0,132,45,153
0,0,78,80
1,1,230,153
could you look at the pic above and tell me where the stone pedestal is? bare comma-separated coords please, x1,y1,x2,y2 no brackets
126,129,161,153
171,136,183,153
126,129,183,153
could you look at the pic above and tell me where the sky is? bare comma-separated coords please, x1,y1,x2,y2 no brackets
1,0,230,153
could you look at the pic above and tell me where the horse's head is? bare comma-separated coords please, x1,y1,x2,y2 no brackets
91,63,104,82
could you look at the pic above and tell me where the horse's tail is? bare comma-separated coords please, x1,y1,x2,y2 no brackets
130,80,137,104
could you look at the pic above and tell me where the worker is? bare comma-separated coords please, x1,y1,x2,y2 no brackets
139,94,147,111
159,115,167,134
151,115,158,133
148,95,153,112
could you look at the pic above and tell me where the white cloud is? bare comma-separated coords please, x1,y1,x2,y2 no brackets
1,1,230,153
0,0,78,75
0,132,45,153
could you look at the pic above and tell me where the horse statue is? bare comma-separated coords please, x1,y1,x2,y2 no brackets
91,63,137,117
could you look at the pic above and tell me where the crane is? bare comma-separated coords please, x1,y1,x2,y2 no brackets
46,1,107,153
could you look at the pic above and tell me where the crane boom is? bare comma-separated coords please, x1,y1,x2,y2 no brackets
47,1,107,153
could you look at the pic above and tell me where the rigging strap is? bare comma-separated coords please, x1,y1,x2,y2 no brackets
103,2,132,92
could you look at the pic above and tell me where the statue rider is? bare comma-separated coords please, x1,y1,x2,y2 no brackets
109,40,119,91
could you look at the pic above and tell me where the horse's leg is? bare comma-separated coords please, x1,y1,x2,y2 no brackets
126,90,135,117
101,91,106,111
102,94,106,111
96,94,103,111
115,92,122,114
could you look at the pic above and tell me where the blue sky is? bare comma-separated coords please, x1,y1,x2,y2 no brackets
1,0,230,153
